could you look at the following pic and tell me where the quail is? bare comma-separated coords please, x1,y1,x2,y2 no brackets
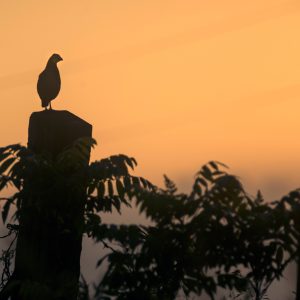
37,53,63,110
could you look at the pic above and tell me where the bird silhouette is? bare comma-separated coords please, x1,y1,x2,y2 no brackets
37,53,63,110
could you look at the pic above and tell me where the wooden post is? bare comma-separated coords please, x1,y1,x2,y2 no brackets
12,110,92,300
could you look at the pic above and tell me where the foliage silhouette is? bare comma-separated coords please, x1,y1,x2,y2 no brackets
92,163,297,300
0,139,152,299
0,139,298,299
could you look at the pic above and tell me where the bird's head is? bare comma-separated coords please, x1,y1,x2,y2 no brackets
49,53,63,64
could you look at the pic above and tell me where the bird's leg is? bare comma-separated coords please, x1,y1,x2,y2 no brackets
49,102,52,110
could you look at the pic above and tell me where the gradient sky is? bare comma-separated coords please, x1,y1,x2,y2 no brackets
1,0,300,199
1,1,300,298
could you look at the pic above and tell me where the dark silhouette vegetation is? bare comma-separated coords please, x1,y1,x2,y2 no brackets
0,125,300,299
0,142,300,299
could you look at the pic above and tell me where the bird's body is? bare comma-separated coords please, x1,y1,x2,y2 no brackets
37,54,63,109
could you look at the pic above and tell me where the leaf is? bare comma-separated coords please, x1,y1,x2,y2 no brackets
276,247,283,264
108,180,114,198
97,181,105,198
200,165,213,181
0,157,16,175
2,198,13,224
112,196,121,213
209,161,219,171
0,175,9,191
140,177,149,189
214,161,229,169
124,156,134,170
96,254,109,267
116,179,124,198
123,176,131,190
87,181,96,195
145,179,155,190
132,177,140,190
193,181,202,195
196,177,207,188
86,213,102,231
131,157,137,166
0,151,12,164
163,175,177,194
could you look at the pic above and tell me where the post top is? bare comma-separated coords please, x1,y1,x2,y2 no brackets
28,110,93,156
30,109,92,128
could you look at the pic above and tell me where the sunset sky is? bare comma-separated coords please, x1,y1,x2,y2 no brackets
1,1,300,297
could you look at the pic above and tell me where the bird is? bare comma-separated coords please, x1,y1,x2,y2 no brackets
37,53,63,110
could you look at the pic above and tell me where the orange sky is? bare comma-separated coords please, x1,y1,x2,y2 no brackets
1,0,300,199
1,1,300,297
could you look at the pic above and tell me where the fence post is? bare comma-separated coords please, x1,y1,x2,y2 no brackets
12,110,92,300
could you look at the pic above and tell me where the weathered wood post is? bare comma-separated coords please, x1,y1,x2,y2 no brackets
12,110,92,300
